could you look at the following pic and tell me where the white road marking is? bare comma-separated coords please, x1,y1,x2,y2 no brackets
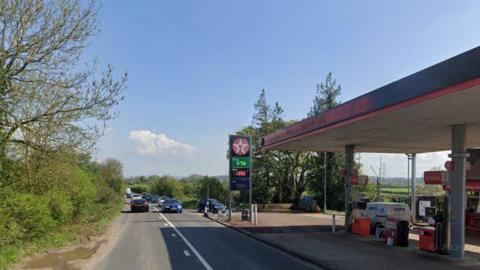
164,223,169,227
154,207,214,270
172,233,177,237
183,250,191,256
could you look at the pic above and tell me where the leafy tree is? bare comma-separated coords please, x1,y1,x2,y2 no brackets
150,176,183,199
99,158,124,193
195,176,228,203
0,0,127,156
238,90,312,204
131,184,151,194
252,89,270,130
307,73,346,210
308,72,341,117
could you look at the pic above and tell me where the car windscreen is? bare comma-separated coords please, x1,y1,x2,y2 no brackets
132,199,146,204
164,200,178,204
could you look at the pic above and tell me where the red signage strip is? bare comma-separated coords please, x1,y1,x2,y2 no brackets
443,181,480,192
424,171,449,185
350,175,369,185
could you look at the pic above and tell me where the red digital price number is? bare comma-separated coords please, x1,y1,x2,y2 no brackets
234,170,248,177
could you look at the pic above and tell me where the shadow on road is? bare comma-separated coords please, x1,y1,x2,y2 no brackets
157,224,322,270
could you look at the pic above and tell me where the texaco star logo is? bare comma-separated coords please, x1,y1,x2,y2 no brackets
232,138,250,156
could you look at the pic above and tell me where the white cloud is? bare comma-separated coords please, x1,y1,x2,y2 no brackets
129,130,196,158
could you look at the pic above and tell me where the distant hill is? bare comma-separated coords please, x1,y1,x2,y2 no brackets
213,175,228,182
182,174,205,181
370,176,424,186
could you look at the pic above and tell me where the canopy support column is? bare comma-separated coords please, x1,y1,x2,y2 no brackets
450,124,467,258
411,153,417,222
345,145,355,232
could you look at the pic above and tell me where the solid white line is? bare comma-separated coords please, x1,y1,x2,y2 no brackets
158,210,214,270
183,250,191,256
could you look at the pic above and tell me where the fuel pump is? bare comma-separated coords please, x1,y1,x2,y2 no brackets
434,195,450,254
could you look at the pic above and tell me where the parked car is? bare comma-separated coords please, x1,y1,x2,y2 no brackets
161,199,183,213
364,202,411,232
197,198,226,214
130,199,149,212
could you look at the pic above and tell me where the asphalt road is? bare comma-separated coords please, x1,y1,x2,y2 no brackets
95,205,322,270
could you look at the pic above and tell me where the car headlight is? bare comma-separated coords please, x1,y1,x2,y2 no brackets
178,205,182,208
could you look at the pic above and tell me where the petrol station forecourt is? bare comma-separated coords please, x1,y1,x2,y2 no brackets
261,46,480,259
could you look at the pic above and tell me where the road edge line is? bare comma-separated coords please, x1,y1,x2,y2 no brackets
154,207,214,270
205,215,333,270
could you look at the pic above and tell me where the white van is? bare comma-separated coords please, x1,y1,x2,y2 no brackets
364,202,411,228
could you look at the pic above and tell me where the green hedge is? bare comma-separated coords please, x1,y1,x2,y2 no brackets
0,153,125,270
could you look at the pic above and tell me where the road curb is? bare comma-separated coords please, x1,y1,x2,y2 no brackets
205,215,334,270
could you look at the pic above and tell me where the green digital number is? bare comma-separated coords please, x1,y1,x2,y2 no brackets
232,157,250,168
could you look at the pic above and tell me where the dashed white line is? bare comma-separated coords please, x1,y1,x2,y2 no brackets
153,207,213,270
183,250,191,256
172,233,177,237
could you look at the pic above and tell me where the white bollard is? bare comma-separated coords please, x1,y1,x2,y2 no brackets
250,203,255,224
332,214,336,232
254,204,258,225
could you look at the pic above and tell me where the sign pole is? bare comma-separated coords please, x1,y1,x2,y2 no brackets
228,191,232,222
228,135,252,222
249,136,253,222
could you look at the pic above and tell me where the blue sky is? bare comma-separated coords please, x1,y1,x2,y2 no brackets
85,0,480,177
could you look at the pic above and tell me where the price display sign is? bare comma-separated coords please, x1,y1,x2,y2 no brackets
229,135,252,191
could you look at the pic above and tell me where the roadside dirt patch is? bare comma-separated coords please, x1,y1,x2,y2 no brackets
23,241,105,270
16,206,129,270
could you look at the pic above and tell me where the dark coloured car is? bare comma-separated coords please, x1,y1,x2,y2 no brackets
197,198,226,214
157,196,170,208
130,199,149,212
149,195,161,203
162,199,183,213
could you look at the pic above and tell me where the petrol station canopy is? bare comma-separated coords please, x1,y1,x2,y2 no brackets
261,46,480,153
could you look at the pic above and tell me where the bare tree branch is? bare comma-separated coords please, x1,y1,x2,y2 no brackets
0,0,127,157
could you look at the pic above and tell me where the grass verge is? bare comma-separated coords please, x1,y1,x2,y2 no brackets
0,200,123,270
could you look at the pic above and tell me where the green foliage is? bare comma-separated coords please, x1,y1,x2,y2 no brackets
46,190,74,224
150,176,183,199
0,1,126,268
308,72,342,117
130,184,151,194
230,74,349,210
305,73,346,210
195,177,228,203
181,200,198,209
355,183,378,201
99,159,125,193
2,191,55,241
0,152,125,270
416,184,444,196
381,187,409,195
68,168,97,217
